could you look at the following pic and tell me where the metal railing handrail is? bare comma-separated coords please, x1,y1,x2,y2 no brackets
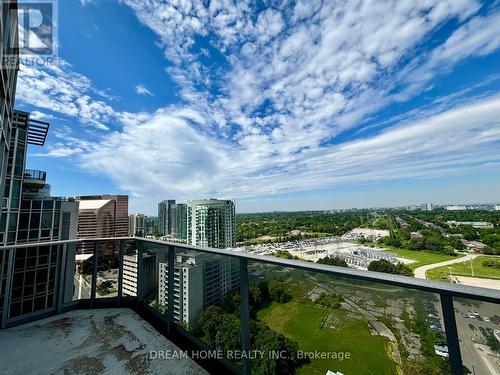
0,237,131,250
135,236,500,304
23,169,47,180
1,236,499,303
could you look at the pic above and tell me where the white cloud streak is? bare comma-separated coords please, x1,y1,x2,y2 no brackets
17,60,117,130
135,84,153,96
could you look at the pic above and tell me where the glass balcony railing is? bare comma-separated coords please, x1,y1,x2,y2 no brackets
23,169,47,182
0,237,499,375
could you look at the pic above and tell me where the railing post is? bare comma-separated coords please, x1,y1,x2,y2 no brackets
1,248,15,329
136,245,144,306
118,240,124,304
166,245,175,336
90,241,99,306
240,258,251,375
440,294,463,375
57,243,68,314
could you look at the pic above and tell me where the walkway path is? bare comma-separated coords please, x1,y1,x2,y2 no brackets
413,253,478,279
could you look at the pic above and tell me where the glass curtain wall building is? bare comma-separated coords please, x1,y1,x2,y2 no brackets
187,199,236,248
0,2,79,320
0,110,79,318
158,199,175,236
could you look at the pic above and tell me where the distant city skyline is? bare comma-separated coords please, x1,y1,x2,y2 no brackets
16,1,500,216
100,172,500,215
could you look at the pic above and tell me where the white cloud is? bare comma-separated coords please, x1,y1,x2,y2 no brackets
17,1,500,211
43,94,500,205
29,111,55,121
17,59,117,130
118,0,494,157
135,84,153,96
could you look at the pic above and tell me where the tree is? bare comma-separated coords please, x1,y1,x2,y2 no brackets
219,314,241,352
404,357,452,375
317,256,348,267
458,225,479,241
394,262,413,276
315,293,343,309
251,321,302,375
368,259,413,276
223,290,240,314
96,280,113,295
79,259,93,275
487,334,500,353
198,305,223,346
197,305,303,374
267,279,292,303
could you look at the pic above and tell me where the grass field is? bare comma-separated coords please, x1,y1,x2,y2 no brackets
426,256,500,281
382,247,463,270
257,301,397,375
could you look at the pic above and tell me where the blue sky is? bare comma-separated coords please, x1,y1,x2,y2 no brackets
16,0,500,214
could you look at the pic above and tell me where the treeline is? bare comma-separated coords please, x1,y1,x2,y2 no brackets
379,227,463,255
368,259,413,276
242,232,326,246
317,256,349,267
236,211,372,242
196,280,304,374
411,210,500,226
405,211,500,254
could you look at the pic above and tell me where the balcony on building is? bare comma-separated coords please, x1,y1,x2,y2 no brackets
22,169,47,186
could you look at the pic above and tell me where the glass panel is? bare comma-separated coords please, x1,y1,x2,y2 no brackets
0,248,7,323
135,241,163,313
73,241,94,300
64,242,80,302
246,261,451,375
170,247,241,365
95,240,119,298
454,298,500,375
123,241,139,297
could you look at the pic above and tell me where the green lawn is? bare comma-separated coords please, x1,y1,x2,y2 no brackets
382,247,463,270
257,301,397,375
426,256,500,282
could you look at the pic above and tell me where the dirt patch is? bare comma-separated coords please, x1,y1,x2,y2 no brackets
63,355,105,375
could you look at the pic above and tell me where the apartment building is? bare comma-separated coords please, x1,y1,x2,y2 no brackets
158,199,175,236
122,252,157,297
128,213,146,237
187,199,236,248
158,250,239,327
172,203,187,240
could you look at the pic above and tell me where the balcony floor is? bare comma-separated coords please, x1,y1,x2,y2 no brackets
0,308,208,375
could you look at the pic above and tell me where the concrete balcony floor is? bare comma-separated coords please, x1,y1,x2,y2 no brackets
0,308,208,375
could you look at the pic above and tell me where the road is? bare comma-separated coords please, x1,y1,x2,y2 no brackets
74,273,91,299
414,253,479,279
454,300,500,375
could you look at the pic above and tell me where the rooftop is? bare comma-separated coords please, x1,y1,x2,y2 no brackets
0,308,207,375
78,199,112,210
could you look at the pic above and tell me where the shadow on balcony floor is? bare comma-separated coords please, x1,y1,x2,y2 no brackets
0,308,208,375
